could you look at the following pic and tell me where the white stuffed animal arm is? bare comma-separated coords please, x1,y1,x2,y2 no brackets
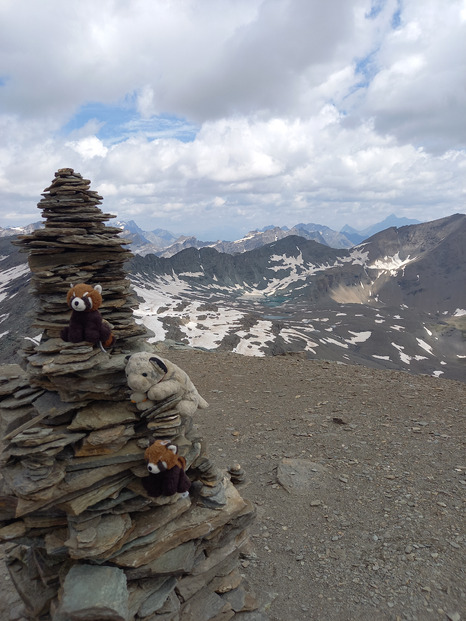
147,379,183,402
130,392,148,404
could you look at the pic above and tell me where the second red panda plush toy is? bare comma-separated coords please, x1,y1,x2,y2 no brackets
142,439,191,498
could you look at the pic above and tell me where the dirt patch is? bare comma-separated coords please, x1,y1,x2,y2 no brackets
166,349,465,621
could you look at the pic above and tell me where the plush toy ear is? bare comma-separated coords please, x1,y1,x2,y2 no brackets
124,355,131,365
167,444,178,454
94,284,102,294
69,283,74,288
149,357,168,374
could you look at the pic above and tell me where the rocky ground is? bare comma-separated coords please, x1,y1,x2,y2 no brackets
1,348,465,621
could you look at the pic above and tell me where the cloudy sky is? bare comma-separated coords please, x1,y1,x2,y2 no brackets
1,0,465,240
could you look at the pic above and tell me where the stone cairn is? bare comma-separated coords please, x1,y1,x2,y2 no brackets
0,169,257,620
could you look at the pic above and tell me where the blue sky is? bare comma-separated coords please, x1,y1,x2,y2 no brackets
0,0,465,240
62,104,198,145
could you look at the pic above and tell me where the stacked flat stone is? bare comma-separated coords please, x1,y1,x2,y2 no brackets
14,167,146,347
12,168,148,403
228,464,246,486
0,170,258,621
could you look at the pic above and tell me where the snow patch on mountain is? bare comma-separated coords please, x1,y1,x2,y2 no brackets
233,320,274,356
178,306,244,349
369,253,416,275
0,265,30,303
346,331,372,345
342,247,370,265
280,327,319,354
133,275,246,347
392,343,411,364
323,337,349,349
416,338,434,355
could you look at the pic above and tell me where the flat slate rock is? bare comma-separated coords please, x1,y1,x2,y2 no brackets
124,540,197,580
53,564,129,621
33,391,84,418
68,401,138,431
276,458,330,494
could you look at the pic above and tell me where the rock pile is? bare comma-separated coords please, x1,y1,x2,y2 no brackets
15,168,145,345
12,168,147,403
0,170,258,620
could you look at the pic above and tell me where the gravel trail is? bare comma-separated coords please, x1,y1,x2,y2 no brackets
168,349,465,621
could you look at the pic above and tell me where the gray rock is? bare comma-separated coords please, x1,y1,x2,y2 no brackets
7,545,59,617
0,405,36,439
125,541,197,579
64,439,143,471
149,590,181,620
221,585,246,612
57,473,135,517
66,512,132,559
74,424,135,457
53,564,129,621
137,576,177,617
181,587,233,621
276,458,330,494
2,459,66,498
68,401,138,431
234,612,270,621
33,391,82,418
0,389,44,409
176,549,241,602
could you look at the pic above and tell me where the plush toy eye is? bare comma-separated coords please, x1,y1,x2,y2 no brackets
142,373,148,377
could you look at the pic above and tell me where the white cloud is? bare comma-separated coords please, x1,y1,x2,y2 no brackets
66,136,108,159
357,0,466,151
0,0,464,238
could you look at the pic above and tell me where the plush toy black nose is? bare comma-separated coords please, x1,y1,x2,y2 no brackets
72,299,80,307
147,464,154,473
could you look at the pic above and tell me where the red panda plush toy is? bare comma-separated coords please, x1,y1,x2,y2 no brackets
61,283,114,348
142,439,191,497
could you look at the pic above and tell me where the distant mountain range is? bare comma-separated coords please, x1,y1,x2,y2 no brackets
125,213,465,381
0,214,421,256
340,214,423,245
0,214,463,381
114,214,422,257
0,222,42,238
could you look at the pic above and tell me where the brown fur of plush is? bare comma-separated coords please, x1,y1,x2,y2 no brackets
144,440,186,471
61,283,114,348
66,283,103,309
143,440,191,497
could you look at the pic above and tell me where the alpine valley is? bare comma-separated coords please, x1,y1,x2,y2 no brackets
0,214,464,381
